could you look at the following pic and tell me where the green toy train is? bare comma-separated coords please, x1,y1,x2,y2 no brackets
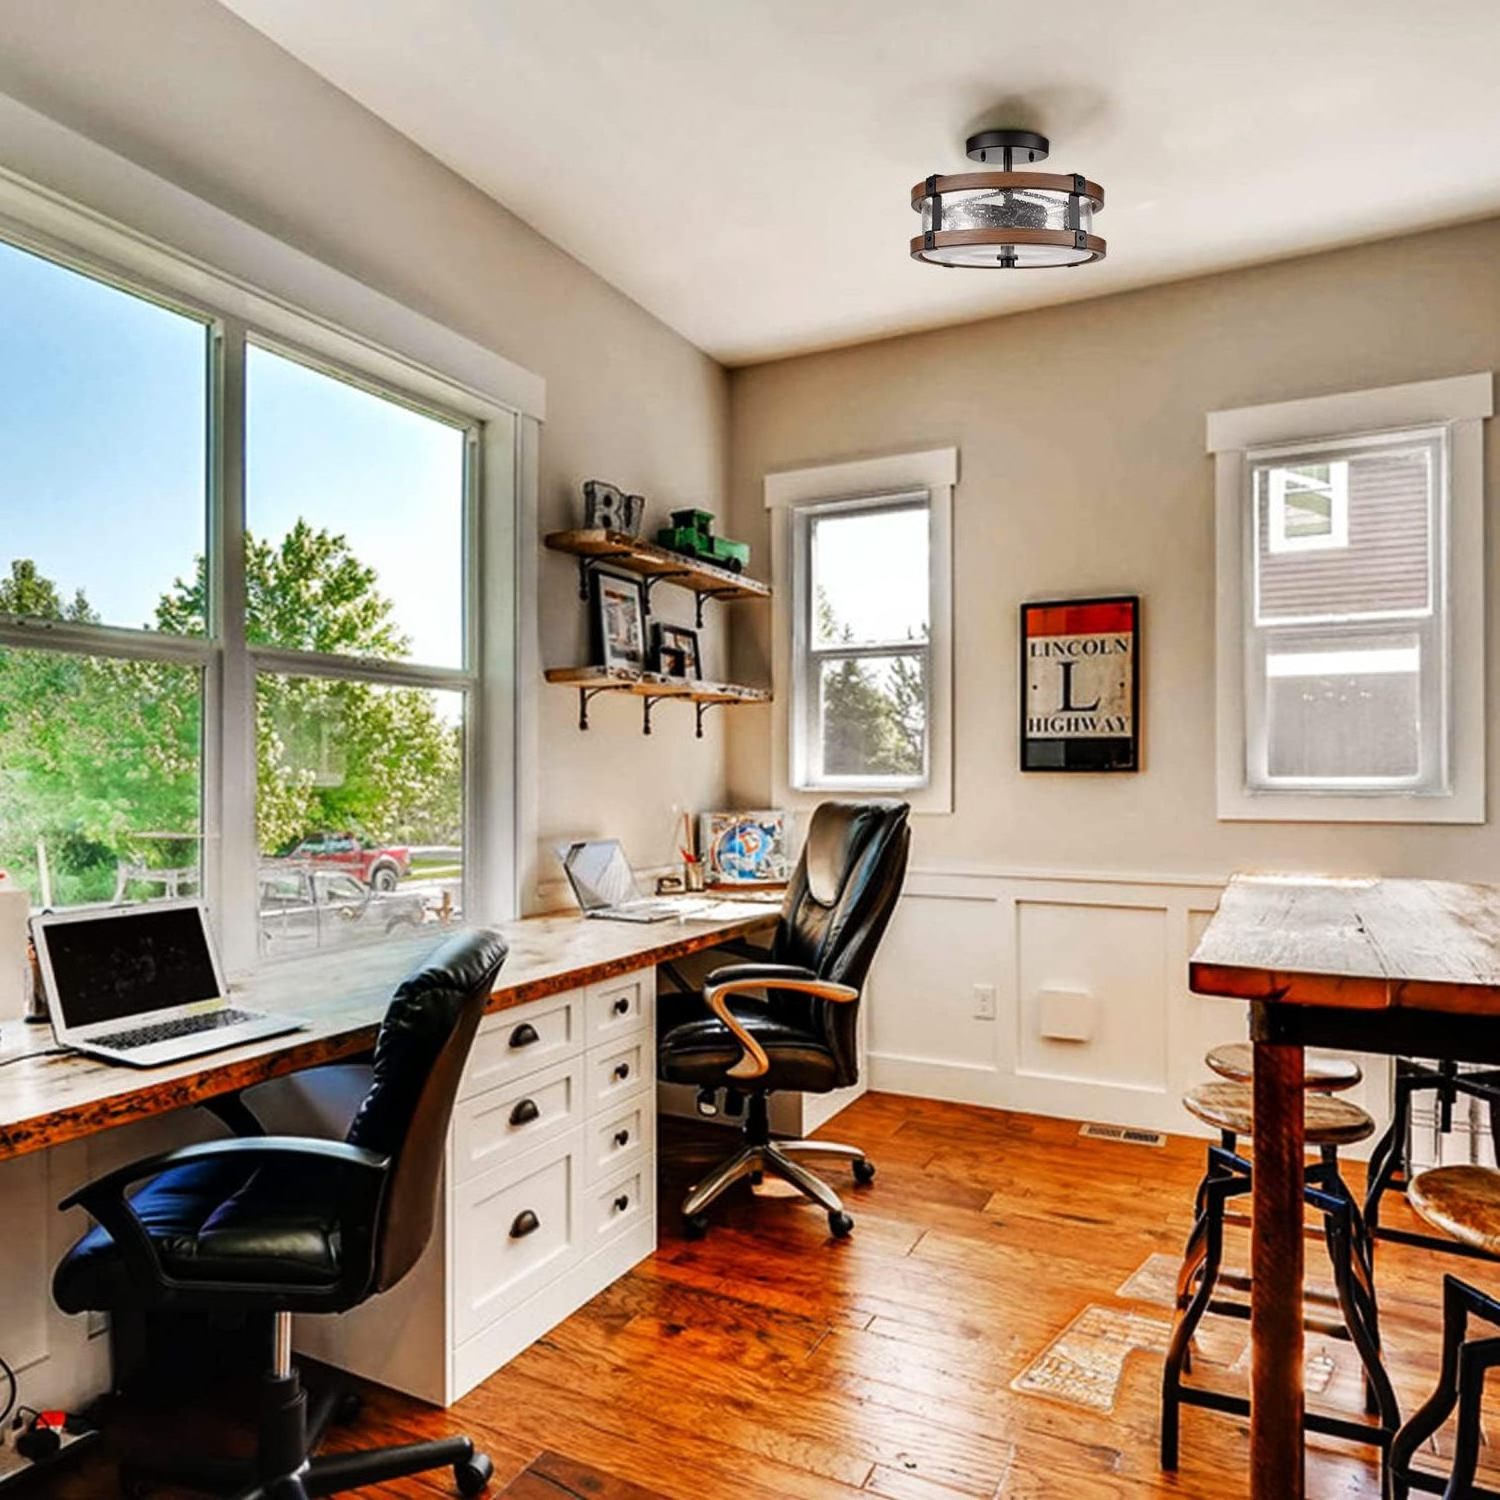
656,507,750,574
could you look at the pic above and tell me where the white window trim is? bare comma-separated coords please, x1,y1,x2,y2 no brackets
1207,373,1491,824
0,121,543,967
765,448,955,816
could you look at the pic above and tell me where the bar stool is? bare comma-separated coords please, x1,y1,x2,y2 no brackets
1161,1079,1400,1469
1387,1166,1500,1499
1365,1059,1500,1255
1206,1042,1363,1093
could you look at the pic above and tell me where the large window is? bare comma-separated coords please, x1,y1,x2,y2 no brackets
1208,375,1490,823
793,497,931,789
1248,431,1443,792
0,226,505,964
768,447,955,813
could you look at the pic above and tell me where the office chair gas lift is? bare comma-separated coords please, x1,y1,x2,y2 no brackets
658,799,910,1238
51,928,510,1500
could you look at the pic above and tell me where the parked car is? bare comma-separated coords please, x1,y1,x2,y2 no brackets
278,831,411,891
259,867,426,952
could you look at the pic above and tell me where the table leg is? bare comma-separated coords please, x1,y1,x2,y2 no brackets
1251,1037,1305,1498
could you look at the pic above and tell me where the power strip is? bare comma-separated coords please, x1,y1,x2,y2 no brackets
0,1425,98,1490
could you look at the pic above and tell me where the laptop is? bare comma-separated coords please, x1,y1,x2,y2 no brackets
561,840,687,923
32,900,303,1068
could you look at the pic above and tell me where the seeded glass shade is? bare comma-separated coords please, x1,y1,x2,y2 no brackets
910,132,1105,269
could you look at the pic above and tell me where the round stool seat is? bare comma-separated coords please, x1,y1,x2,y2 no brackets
1408,1166,1500,1255
1205,1042,1362,1092
1182,1081,1375,1146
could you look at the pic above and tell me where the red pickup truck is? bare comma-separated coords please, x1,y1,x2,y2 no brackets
282,832,411,891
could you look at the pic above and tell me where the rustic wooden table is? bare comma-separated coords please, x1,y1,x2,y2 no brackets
0,901,778,1162
1190,872,1500,1499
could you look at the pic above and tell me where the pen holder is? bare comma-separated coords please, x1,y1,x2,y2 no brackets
684,861,706,893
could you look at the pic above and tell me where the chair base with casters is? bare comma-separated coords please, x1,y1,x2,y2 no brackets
117,1311,490,1500
1160,1081,1399,1470
681,1089,874,1240
1387,1167,1500,1499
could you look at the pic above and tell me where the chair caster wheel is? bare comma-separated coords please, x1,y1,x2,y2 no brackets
852,1158,876,1185
684,1212,710,1240
454,1452,494,1496
829,1210,854,1238
334,1390,363,1425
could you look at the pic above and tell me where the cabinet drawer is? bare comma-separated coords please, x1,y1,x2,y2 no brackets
461,991,582,1101
585,1034,651,1113
585,1094,652,1183
588,1162,652,1248
452,1131,582,1345
452,1056,584,1184
586,970,655,1046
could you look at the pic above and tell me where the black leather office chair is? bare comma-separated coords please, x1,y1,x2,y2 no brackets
52,928,509,1500
659,799,909,1238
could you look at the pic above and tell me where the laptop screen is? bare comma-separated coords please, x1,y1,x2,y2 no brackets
42,905,222,1029
563,841,642,912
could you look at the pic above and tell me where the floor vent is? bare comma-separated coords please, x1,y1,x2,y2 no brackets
1080,1122,1167,1148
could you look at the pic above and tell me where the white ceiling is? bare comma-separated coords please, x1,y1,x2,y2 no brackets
219,0,1500,366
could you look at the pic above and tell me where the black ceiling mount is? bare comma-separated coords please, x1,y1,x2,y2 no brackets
965,129,1050,169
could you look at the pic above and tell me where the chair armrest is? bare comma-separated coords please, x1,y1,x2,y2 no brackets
58,1137,390,1292
703,970,860,1083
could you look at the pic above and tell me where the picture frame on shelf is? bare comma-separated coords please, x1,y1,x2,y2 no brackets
651,622,701,679
1020,594,1140,772
699,810,791,886
589,570,648,673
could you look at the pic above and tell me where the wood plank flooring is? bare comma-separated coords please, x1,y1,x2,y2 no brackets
59,1092,1494,1498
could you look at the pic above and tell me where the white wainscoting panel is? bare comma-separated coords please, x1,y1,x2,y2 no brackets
865,866,1394,1146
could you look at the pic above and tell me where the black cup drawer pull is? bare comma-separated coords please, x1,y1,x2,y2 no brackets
613,1194,630,1214
612,996,631,1016
613,1129,630,1148
509,1023,540,1049
509,1209,541,1240
612,1062,631,1082
509,1098,541,1127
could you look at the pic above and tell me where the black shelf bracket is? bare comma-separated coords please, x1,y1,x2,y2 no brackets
694,588,738,628
694,700,727,739
640,570,691,617
641,693,677,736
574,685,621,731
574,550,635,601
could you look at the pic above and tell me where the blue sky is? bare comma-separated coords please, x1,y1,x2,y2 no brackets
0,238,465,667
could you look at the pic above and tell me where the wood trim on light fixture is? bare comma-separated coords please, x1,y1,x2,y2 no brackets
909,228,1108,265
910,172,1106,207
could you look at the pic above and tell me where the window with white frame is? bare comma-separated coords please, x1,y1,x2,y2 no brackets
1209,375,1490,823
0,225,511,961
791,494,932,791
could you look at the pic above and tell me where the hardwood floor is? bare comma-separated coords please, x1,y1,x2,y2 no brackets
61,1092,1493,1498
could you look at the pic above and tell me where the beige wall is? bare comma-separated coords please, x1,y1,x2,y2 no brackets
728,217,1500,882
0,0,731,905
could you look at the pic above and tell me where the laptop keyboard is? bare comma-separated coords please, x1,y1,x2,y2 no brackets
90,1008,265,1051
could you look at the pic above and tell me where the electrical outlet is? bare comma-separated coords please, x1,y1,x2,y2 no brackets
973,983,996,1020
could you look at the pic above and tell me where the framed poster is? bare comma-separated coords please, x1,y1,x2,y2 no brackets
1020,595,1139,772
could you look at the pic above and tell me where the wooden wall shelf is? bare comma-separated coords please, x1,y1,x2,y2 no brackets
545,528,770,627
544,666,770,737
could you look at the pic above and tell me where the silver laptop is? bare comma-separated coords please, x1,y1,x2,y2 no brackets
562,840,683,923
33,900,303,1068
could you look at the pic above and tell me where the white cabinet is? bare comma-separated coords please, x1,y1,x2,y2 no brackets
295,966,657,1406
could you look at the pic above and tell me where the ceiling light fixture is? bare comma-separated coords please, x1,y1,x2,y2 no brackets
911,129,1105,269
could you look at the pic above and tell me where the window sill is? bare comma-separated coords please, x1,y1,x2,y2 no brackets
1218,785,1484,825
